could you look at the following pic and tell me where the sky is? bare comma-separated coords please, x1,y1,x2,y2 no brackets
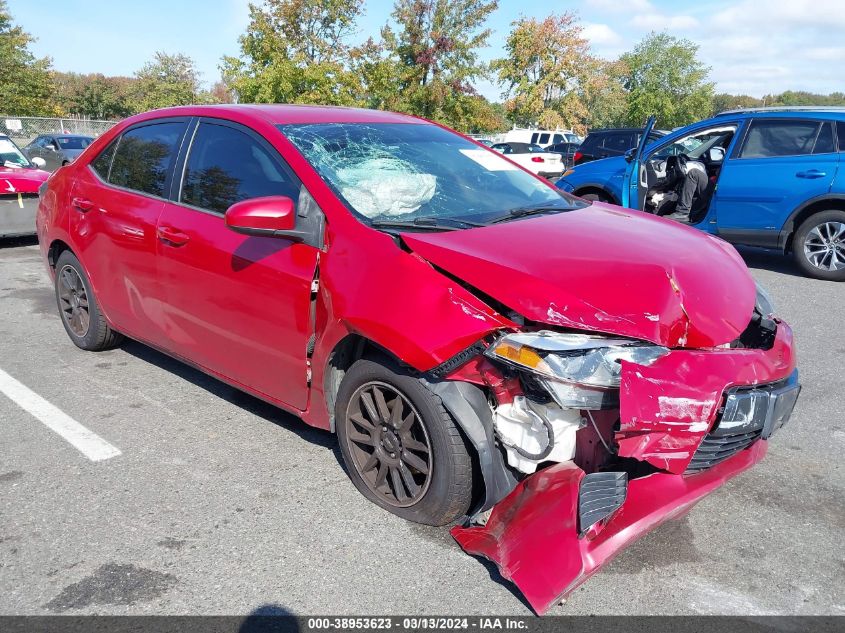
8,0,844,100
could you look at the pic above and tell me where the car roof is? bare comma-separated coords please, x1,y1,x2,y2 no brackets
715,106,845,117
52,134,94,139
127,104,425,126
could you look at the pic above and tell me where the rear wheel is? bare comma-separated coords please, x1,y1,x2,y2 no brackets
793,210,845,281
335,359,473,525
54,251,124,350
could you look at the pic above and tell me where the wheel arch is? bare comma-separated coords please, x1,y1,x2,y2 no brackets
780,194,845,252
572,184,620,205
47,238,74,269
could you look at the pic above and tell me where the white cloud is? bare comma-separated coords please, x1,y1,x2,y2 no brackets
631,13,699,30
582,22,622,47
586,0,655,13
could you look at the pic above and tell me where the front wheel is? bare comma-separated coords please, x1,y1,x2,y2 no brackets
793,210,845,280
335,359,473,525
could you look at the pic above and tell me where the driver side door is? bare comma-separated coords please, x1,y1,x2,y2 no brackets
622,116,656,209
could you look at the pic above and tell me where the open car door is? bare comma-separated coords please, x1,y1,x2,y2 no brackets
621,115,656,209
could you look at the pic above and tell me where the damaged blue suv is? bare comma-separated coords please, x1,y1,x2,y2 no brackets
556,107,845,280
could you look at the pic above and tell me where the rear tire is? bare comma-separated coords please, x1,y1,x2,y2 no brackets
54,251,124,350
335,358,473,526
792,210,845,281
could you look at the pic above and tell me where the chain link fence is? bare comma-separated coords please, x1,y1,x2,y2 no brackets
0,116,116,147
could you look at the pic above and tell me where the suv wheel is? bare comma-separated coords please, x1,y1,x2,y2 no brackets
54,251,124,350
335,359,473,526
793,210,845,281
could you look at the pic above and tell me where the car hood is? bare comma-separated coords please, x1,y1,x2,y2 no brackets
0,167,49,194
401,204,756,348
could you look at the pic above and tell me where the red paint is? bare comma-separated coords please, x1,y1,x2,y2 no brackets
0,165,50,194
401,206,756,349
225,196,297,233
617,320,795,472
452,439,767,615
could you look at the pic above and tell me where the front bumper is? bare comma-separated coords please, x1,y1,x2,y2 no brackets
452,439,767,615
452,322,798,614
0,193,38,238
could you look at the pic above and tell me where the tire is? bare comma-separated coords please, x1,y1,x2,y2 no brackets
335,358,473,526
792,210,845,281
579,191,609,203
54,250,124,350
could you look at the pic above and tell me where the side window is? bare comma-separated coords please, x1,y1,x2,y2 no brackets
552,134,564,145
530,133,539,144
109,122,186,197
538,133,550,145
603,133,631,152
90,139,118,180
813,122,835,154
180,122,299,215
837,122,845,152
739,120,820,158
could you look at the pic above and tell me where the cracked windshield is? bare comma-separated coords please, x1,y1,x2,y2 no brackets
280,122,587,227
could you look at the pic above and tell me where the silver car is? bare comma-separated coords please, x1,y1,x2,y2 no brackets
23,134,93,171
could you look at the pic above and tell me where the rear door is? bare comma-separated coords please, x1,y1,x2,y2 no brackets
69,118,190,338
155,118,318,409
714,118,839,247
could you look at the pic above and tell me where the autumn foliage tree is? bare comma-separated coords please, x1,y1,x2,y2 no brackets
222,0,365,105
493,12,594,132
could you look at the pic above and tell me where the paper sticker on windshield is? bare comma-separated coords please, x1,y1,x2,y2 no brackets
459,149,518,171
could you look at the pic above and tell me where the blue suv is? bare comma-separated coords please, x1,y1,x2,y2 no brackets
556,107,845,280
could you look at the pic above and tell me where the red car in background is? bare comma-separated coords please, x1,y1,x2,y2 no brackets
36,105,800,614
1,133,50,238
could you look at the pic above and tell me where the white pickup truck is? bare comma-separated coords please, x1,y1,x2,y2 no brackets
490,142,564,180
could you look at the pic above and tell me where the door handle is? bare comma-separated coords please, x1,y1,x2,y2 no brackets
796,170,826,179
71,197,93,212
157,226,190,246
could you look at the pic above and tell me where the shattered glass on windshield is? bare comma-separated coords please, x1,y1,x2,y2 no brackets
280,123,585,226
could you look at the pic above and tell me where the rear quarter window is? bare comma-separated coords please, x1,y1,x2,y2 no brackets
837,122,845,152
90,140,118,180
739,120,821,158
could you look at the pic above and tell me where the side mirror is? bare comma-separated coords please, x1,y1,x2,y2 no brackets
225,196,304,241
624,148,637,163
708,147,725,162
31,157,47,168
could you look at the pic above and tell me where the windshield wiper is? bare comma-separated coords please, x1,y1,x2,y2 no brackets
487,206,572,224
370,216,485,231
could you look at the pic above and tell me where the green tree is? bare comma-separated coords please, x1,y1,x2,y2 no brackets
0,0,56,115
133,52,203,111
581,59,629,129
53,72,137,119
620,32,714,129
222,0,364,105
493,12,594,133
384,0,500,131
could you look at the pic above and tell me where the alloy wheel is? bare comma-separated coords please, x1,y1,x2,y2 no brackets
804,221,845,272
57,265,90,337
343,381,433,508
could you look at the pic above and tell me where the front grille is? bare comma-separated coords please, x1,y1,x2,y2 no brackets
685,428,762,473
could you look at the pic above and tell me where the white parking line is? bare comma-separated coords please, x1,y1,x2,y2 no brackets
0,367,121,462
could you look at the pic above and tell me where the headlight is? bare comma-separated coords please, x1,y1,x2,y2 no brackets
486,331,669,409
755,282,775,318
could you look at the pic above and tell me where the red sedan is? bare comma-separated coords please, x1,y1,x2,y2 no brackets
36,105,800,613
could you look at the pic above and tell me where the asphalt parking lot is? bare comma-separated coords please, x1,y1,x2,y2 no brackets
0,237,843,616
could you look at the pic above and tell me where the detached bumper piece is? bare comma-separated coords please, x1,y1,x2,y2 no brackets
451,440,767,615
578,472,627,535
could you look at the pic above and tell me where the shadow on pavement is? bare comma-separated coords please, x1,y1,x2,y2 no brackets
735,245,804,278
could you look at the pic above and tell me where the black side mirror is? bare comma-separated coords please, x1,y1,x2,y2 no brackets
624,148,637,163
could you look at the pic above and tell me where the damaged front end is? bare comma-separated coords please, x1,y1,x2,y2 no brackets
447,316,799,615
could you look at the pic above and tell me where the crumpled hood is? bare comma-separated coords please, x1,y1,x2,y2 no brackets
0,167,50,194
401,204,756,348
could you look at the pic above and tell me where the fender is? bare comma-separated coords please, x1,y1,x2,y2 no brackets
778,193,845,250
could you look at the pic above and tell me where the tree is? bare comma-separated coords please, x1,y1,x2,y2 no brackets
493,13,594,133
133,52,203,111
620,32,714,129
222,0,364,105
53,72,137,119
384,0,500,131
581,58,629,129
0,0,56,115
